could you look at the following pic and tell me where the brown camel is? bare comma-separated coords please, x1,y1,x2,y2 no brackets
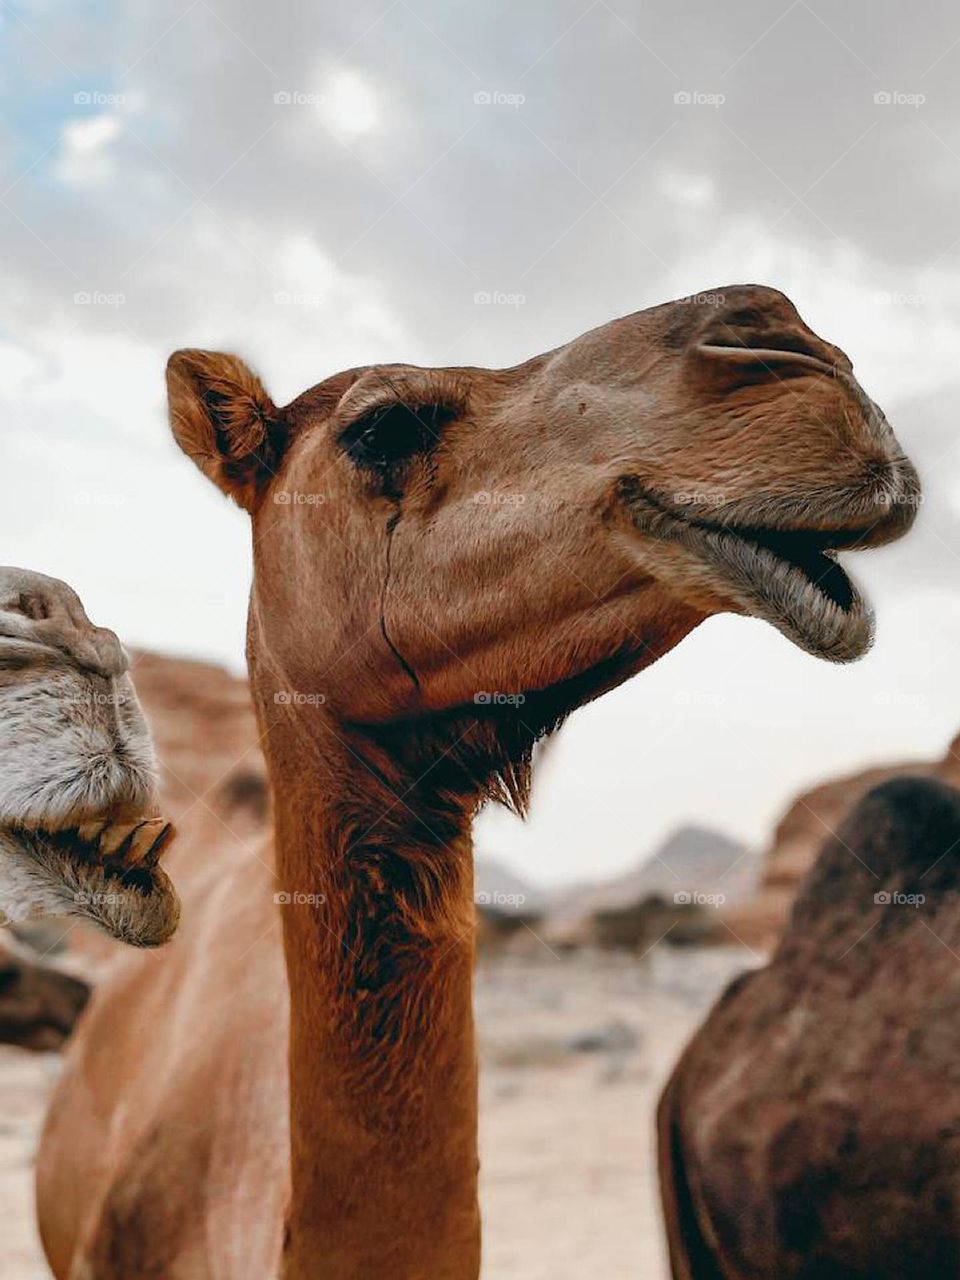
0,567,178,945
37,285,918,1279
658,775,960,1280
0,932,89,1051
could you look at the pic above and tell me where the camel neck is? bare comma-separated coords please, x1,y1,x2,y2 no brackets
266,713,481,1280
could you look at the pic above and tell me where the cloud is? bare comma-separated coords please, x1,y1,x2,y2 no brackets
320,69,381,139
56,113,122,185
658,170,716,208
0,341,43,396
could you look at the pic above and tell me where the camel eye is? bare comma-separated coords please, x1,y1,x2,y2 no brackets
338,402,456,471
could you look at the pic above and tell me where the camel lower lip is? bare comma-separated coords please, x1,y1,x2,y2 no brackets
696,524,873,662
621,483,875,662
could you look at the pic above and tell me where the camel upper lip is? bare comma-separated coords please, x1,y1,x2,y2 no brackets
619,479,918,663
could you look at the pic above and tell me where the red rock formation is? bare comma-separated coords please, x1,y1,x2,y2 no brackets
720,741,959,950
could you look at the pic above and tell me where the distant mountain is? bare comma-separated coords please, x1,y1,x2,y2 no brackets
628,824,756,902
543,824,756,943
474,856,545,914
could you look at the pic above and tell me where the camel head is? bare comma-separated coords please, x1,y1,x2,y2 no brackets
0,568,154,828
0,569,180,946
168,285,918,794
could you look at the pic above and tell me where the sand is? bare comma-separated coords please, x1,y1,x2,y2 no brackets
2,946,756,1279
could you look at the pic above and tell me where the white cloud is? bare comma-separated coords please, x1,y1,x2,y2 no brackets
320,69,380,138
56,113,123,185
658,170,716,208
0,341,43,396
6,328,162,436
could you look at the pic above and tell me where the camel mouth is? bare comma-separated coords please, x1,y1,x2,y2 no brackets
619,481,900,662
688,519,872,662
1,822,181,948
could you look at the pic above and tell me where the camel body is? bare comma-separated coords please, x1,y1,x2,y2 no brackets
659,776,960,1280
37,287,920,1278
40,823,290,1278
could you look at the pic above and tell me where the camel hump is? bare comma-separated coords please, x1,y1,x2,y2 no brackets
844,775,960,863
839,774,960,877
788,775,960,928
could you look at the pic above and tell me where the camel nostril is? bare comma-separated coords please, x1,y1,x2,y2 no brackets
17,592,50,621
695,327,838,372
693,294,845,373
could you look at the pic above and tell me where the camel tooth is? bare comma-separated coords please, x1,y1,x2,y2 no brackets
96,821,141,860
115,817,171,869
139,819,175,869
77,821,108,846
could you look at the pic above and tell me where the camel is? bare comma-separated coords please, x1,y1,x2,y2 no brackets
0,567,179,946
37,285,919,1279
658,775,960,1280
0,931,90,1051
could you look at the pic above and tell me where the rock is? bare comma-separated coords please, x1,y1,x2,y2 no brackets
567,1021,639,1055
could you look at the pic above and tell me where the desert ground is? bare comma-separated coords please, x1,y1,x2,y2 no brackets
2,944,755,1280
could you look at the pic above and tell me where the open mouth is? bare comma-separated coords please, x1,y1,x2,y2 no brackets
693,520,872,661
621,483,881,663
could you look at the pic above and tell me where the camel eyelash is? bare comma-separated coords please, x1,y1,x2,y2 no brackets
338,402,458,470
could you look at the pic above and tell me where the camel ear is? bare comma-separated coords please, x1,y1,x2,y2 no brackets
166,349,284,511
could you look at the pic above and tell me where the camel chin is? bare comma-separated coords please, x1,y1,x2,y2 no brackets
0,639,181,947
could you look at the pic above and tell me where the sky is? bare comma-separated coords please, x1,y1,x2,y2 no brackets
3,0,960,887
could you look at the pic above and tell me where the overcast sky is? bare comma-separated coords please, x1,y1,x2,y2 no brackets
3,0,960,887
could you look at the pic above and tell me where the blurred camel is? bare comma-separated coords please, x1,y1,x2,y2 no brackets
659,776,960,1280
